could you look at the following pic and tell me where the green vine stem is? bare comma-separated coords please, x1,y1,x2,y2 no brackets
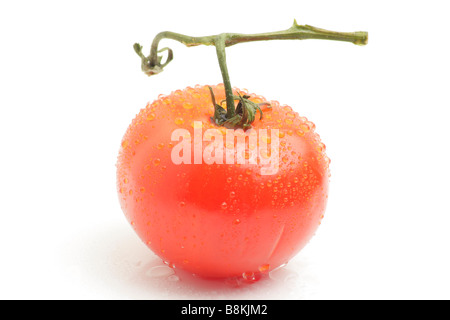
134,20,368,128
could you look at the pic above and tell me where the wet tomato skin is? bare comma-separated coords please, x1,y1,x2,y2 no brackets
116,84,330,278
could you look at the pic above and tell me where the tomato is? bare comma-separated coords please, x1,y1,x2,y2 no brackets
116,84,330,279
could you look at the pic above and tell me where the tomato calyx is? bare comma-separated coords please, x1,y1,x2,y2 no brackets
209,87,269,129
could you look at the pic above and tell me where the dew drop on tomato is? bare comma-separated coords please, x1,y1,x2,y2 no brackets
121,140,129,148
242,271,261,283
258,264,270,273
174,117,184,125
183,102,194,110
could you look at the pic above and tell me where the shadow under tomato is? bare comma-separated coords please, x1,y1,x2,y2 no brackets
63,222,316,299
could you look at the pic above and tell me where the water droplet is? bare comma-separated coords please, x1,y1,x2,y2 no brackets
261,135,271,144
300,123,310,133
229,191,236,198
147,113,156,121
285,118,293,125
153,158,161,166
145,265,175,278
183,102,194,110
319,142,326,151
286,111,296,118
226,177,232,183
283,105,292,112
163,260,176,268
258,264,270,273
242,271,261,283
233,218,241,225
221,202,228,210
260,149,270,159
306,121,315,131
121,140,129,148
157,143,164,149
296,130,305,137
174,117,185,125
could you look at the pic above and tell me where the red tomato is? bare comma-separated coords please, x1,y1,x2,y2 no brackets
116,84,329,279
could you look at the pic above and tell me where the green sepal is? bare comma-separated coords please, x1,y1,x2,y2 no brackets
211,89,270,129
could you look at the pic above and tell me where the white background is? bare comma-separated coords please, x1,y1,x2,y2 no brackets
1,0,449,300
